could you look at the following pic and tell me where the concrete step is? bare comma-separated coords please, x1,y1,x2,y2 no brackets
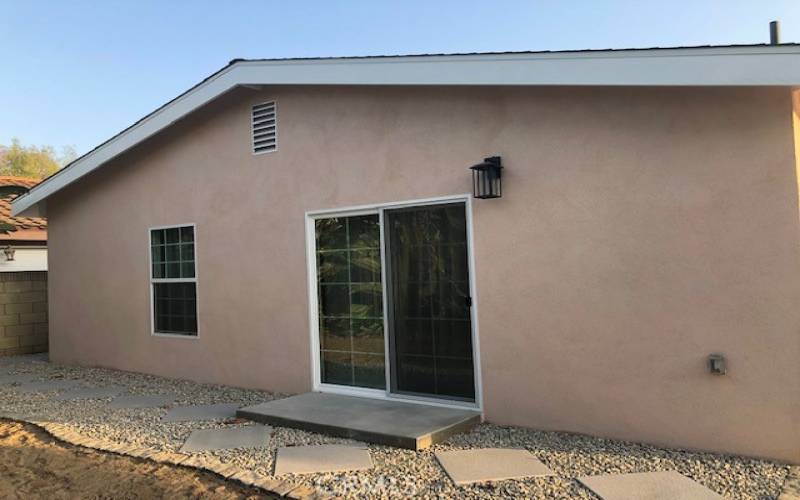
237,392,481,450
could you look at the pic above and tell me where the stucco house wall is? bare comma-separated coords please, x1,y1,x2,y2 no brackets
45,85,800,462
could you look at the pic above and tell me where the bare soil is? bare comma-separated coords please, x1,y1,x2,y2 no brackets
0,419,275,500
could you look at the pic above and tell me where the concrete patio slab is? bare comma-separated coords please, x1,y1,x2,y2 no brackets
0,373,36,385
179,425,271,453
274,445,373,475
56,386,125,400
578,471,724,500
16,379,81,393
435,448,555,485
238,392,481,450
163,403,240,422
108,394,175,409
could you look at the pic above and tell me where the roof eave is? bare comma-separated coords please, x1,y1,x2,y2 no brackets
13,44,800,217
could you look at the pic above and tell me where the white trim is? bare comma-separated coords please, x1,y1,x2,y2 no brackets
383,390,482,410
318,382,481,412
317,383,387,399
305,215,321,390
12,45,800,217
304,194,483,412
148,223,199,339
306,194,474,217
151,332,199,340
464,196,484,411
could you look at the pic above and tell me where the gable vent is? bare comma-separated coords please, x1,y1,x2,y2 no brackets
251,101,277,154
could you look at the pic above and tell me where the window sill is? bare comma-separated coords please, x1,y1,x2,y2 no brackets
152,332,198,340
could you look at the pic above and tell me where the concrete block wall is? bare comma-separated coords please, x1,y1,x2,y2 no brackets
0,271,48,356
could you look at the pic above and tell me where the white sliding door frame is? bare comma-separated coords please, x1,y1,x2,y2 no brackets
305,194,483,412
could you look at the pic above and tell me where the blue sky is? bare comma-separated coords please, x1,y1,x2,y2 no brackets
2,0,799,155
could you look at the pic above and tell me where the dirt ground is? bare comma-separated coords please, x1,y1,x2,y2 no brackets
0,419,276,500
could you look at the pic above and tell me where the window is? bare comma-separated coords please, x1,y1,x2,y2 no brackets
251,101,277,154
150,225,197,336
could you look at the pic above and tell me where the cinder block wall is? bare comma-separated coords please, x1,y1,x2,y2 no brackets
0,271,48,356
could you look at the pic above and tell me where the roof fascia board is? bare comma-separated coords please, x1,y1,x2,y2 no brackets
12,45,800,216
233,46,800,86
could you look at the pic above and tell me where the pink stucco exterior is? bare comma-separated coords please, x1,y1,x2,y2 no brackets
46,85,800,462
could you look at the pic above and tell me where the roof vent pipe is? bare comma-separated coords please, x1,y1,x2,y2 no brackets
770,20,780,45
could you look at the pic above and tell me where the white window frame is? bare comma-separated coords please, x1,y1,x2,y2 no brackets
305,194,483,412
148,223,199,339
251,100,277,155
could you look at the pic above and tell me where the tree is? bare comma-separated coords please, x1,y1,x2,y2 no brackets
0,138,76,179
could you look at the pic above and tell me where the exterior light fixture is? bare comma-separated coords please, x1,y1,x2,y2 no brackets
470,156,503,199
3,246,14,261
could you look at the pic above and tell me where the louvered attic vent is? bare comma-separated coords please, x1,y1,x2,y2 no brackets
252,101,277,154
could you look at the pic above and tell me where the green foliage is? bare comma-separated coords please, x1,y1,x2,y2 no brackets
0,138,76,179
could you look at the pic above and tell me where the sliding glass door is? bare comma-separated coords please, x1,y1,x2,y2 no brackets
384,204,475,401
315,215,386,389
312,201,475,403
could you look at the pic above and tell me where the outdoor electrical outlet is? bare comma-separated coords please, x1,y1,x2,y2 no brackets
708,354,726,375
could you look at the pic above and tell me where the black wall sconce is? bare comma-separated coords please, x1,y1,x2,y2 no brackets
470,156,503,199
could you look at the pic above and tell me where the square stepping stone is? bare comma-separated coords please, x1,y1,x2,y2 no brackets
163,403,240,422
16,379,81,393
109,394,175,409
578,471,724,500
435,448,555,485
274,445,373,475
56,386,125,400
180,425,271,453
0,373,36,385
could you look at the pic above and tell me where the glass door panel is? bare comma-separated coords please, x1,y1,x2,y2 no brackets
385,203,475,401
315,215,385,389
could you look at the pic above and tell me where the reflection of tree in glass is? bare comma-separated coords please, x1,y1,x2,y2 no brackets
350,250,380,282
350,283,382,318
316,214,385,388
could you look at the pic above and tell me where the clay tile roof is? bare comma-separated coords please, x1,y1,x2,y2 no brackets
0,176,40,189
0,177,47,233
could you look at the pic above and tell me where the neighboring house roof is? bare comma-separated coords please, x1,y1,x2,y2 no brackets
0,177,46,243
0,176,39,190
11,43,800,218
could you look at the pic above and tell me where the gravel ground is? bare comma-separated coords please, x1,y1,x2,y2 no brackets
0,354,790,499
